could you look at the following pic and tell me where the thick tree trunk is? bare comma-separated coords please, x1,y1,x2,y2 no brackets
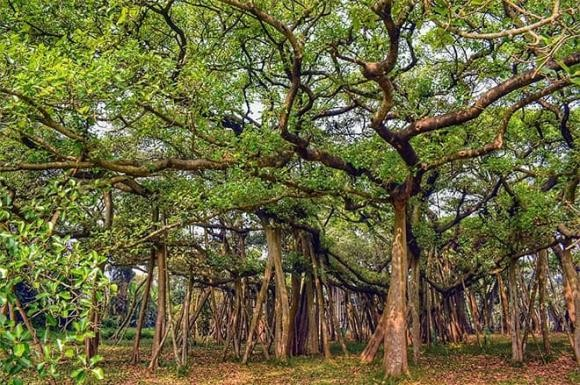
288,272,301,356
306,234,331,359
148,317,171,371
409,254,421,363
305,274,320,355
497,272,511,335
556,243,580,364
456,292,470,339
432,292,445,343
537,249,551,354
383,199,409,377
426,281,433,346
508,260,524,363
293,276,309,355
466,289,482,347
266,225,290,360
274,285,283,356
150,243,167,370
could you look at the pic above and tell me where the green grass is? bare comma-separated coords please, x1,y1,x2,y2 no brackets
568,368,580,383
18,334,579,385
100,327,155,341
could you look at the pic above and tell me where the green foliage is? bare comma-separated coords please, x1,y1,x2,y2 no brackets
0,180,110,384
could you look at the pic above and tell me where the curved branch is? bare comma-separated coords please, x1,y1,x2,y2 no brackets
424,77,571,170
434,1,560,40
401,52,580,139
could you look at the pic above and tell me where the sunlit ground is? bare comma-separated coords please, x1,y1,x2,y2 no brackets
26,332,579,385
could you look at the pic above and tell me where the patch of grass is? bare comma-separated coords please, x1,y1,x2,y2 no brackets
568,368,580,383
101,327,155,341
19,334,578,385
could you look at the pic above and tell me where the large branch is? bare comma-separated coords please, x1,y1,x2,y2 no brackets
372,0,401,73
424,77,572,169
433,1,560,41
0,158,230,176
400,53,580,139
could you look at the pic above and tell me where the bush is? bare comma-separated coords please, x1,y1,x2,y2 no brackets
101,327,155,341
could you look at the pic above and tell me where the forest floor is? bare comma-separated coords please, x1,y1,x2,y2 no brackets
28,332,579,385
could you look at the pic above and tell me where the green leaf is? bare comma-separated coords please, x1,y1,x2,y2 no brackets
71,368,87,383
92,367,105,380
13,343,27,358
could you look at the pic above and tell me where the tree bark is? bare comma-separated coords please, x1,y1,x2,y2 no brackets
409,253,421,363
305,233,331,359
383,199,409,377
508,260,524,363
555,243,580,364
497,272,511,335
150,242,167,370
288,272,301,356
241,247,274,364
466,289,482,347
360,309,386,363
181,275,193,365
266,224,290,360
325,283,349,357
305,274,319,354
131,251,155,364
537,249,551,354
